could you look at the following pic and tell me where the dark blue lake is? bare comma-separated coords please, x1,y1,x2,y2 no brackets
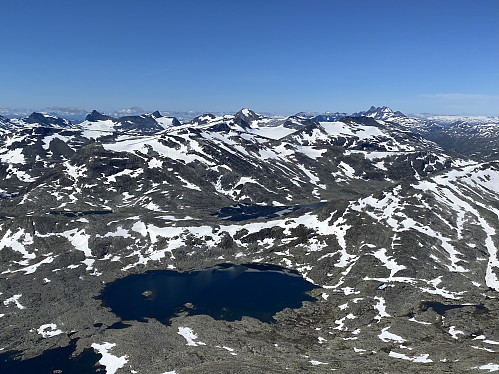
0,343,103,374
211,202,325,221
99,263,318,324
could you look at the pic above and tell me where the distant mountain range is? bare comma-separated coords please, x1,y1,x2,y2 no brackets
2,105,497,161
2,105,497,124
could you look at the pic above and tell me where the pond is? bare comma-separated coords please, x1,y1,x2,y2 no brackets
99,263,318,325
211,202,325,221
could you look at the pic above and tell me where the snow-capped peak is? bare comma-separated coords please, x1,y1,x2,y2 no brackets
85,110,113,122
235,108,262,122
24,112,72,127
352,106,406,120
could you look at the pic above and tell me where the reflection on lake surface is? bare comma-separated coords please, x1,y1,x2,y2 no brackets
100,263,318,324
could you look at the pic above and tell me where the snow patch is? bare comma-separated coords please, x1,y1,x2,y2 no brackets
178,327,206,347
389,351,432,363
473,363,499,372
449,325,465,339
37,323,63,338
309,360,328,366
91,342,128,374
373,296,390,322
3,294,25,309
378,327,405,343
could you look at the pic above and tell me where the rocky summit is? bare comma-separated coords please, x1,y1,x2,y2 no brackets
0,107,499,373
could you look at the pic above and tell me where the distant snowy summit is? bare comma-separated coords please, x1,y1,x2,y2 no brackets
351,106,406,120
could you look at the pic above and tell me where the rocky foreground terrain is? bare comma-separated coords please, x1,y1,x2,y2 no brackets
1,107,499,373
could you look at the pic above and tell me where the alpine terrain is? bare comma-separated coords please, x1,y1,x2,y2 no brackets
1,106,499,373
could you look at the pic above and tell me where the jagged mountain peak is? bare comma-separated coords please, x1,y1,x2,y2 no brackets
235,108,262,122
352,106,406,120
151,110,162,118
188,113,218,126
149,111,182,128
79,110,177,137
368,105,395,114
85,110,114,122
281,115,317,130
24,112,72,127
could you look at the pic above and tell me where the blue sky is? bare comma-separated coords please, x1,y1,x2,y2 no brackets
0,0,497,115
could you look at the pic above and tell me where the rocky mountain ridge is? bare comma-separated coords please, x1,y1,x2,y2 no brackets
0,106,498,373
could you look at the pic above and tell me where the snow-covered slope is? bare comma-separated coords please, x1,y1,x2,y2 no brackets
423,121,499,161
348,106,499,161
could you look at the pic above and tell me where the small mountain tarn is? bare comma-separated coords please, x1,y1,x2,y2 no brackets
211,202,325,221
99,263,318,325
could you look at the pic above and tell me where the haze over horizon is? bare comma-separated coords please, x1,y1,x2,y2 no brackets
1,0,498,116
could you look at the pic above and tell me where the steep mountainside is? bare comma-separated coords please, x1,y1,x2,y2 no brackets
424,121,499,161
329,106,499,162
0,108,498,373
